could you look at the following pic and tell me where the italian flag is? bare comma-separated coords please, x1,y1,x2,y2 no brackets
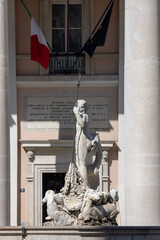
31,17,50,70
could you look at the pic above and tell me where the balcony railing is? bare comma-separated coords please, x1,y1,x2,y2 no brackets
49,54,85,74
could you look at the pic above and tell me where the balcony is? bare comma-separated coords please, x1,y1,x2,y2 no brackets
49,53,85,74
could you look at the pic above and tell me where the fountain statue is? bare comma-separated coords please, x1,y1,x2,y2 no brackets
42,100,119,226
73,99,102,186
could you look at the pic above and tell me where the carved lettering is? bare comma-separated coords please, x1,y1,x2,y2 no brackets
25,97,109,130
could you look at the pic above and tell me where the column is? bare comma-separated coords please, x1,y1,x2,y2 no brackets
8,0,17,226
123,0,160,225
0,0,10,225
118,0,125,225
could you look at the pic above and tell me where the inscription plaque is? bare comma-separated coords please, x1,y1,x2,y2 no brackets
25,96,109,130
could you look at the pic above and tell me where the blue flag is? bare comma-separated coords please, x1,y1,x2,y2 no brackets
78,0,114,57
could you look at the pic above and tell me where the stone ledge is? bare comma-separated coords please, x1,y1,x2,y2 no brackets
16,75,118,88
19,139,115,151
0,226,160,239
25,226,160,234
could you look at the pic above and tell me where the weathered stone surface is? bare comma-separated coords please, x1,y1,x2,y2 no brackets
43,163,119,226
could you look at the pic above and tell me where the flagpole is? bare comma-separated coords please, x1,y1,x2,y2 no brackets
66,0,69,73
20,0,31,18
90,0,113,36
71,71,81,163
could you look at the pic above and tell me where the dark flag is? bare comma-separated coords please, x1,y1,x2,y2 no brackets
78,0,114,57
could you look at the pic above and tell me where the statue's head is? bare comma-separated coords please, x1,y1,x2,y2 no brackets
76,99,87,113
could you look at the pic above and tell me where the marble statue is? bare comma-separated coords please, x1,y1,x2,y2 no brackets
42,188,77,226
73,100,102,186
42,190,58,220
43,163,119,226
42,100,119,226
61,163,86,213
78,188,119,223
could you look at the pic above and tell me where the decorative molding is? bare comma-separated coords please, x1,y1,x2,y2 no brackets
102,176,109,181
20,139,74,149
16,53,119,61
102,150,109,162
20,139,114,151
27,176,34,182
26,151,35,162
16,75,118,88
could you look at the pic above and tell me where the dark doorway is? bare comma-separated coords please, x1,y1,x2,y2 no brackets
42,172,66,223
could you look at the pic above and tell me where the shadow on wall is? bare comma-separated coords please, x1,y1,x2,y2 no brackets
10,115,16,127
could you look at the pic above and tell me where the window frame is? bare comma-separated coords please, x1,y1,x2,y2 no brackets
40,0,93,75
50,0,84,54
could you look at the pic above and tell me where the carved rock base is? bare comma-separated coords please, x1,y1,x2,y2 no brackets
43,163,119,226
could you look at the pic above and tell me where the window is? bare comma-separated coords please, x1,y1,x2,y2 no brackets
40,0,92,74
52,1,82,54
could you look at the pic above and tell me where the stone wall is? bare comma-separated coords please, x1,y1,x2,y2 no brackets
0,227,160,240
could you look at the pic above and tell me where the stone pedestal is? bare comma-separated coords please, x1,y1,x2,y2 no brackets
0,0,10,225
123,0,160,225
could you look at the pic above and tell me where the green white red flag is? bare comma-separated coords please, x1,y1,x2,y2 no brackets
31,17,50,69
21,0,50,69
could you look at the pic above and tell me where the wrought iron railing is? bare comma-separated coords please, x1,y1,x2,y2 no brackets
49,54,85,74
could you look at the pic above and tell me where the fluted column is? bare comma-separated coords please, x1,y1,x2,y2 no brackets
0,0,10,225
123,0,160,225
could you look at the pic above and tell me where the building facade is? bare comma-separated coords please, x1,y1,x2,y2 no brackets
0,0,160,227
